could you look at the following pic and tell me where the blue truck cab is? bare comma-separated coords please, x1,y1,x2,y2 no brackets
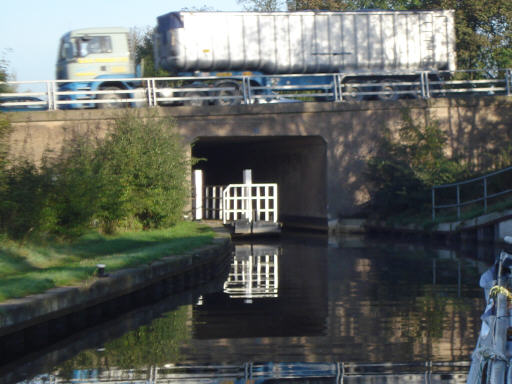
56,27,140,109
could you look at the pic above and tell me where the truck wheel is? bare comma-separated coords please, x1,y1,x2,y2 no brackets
342,80,365,101
215,81,242,106
408,82,421,99
377,79,400,101
97,86,125,109
183,91,206,107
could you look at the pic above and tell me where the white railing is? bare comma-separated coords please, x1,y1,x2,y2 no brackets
1,69,512,111
204,185,224,220
222,183,278,224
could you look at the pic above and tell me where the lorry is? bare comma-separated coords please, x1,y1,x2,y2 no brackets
57,9,456,108
56,27,142,108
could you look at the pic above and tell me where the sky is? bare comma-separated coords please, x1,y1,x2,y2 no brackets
0,0,243,85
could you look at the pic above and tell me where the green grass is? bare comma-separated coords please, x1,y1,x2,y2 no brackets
379,197,512,231
0,221,215,302
433,198,512,224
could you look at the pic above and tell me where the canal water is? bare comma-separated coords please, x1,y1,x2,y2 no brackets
2,233,493,383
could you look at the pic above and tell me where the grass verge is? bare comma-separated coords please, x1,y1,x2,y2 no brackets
0,221,215,303
376,197,512,231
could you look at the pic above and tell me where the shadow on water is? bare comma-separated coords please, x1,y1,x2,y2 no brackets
0,276,227,384
0,232,493,383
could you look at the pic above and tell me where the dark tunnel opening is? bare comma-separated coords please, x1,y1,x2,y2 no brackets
191,136,327,230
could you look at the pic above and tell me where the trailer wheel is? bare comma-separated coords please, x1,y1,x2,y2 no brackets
215,81,242,106
97,86,126,109
377,79,400,101
342,80,365,102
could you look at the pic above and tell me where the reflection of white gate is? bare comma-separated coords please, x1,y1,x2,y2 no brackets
223,244,279,299
222,183,278,224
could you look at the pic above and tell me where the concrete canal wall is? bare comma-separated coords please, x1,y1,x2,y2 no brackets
330,210,512,245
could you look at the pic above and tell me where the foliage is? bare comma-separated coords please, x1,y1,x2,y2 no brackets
0,49,14,93
0,113,11,164
0,160,50,237
238,0,287,11
286,0,410,10
180,5,216,11
0,112,192,238
394,109,467,186
416,0,512,71
365,109,467,218
0,222,215,302
130,27,171,77
58,305,190,375
94,112,191,232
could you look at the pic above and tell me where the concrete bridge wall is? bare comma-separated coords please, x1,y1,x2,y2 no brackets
5,97,512,229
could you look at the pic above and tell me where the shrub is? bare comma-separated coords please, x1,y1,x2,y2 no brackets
365,109,467,219
40,135,101,236
0,115,51,237
94,112,190,231
0,160,48,237
0,111,191,238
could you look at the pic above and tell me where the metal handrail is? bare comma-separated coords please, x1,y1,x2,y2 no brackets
432,164,512,220
2,68,512,111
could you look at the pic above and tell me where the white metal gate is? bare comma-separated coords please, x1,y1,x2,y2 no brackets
192,169,278,224
222,183,278,224
204,185,224,220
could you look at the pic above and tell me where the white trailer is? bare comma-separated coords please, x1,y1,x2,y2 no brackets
155,10,456,75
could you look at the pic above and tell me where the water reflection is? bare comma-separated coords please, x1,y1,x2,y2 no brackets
25,361,470,383
3,235,490,384
222,244,280,300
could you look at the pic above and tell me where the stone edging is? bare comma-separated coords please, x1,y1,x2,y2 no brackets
0,233,232,338
329,212,512,243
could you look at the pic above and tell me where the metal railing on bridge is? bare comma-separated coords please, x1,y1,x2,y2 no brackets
2,68,512,111
432,165,512,220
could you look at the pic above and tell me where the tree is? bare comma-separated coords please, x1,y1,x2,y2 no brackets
130,27,170,77
0,49,13,93
365,109,467,218
238,0,286,11
286,0,416,10
0,112,192,238
287,0,512,71
418,0,512,71
94,112,191,232
180,5,216,11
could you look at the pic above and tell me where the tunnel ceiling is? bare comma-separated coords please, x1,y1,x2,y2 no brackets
192,136,320,150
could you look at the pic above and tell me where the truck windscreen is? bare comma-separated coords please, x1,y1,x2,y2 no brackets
76,36,113,57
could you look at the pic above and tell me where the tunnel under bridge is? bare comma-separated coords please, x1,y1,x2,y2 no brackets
191,136,327,230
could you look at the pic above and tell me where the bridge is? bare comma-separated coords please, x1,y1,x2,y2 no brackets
5,96,512,230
